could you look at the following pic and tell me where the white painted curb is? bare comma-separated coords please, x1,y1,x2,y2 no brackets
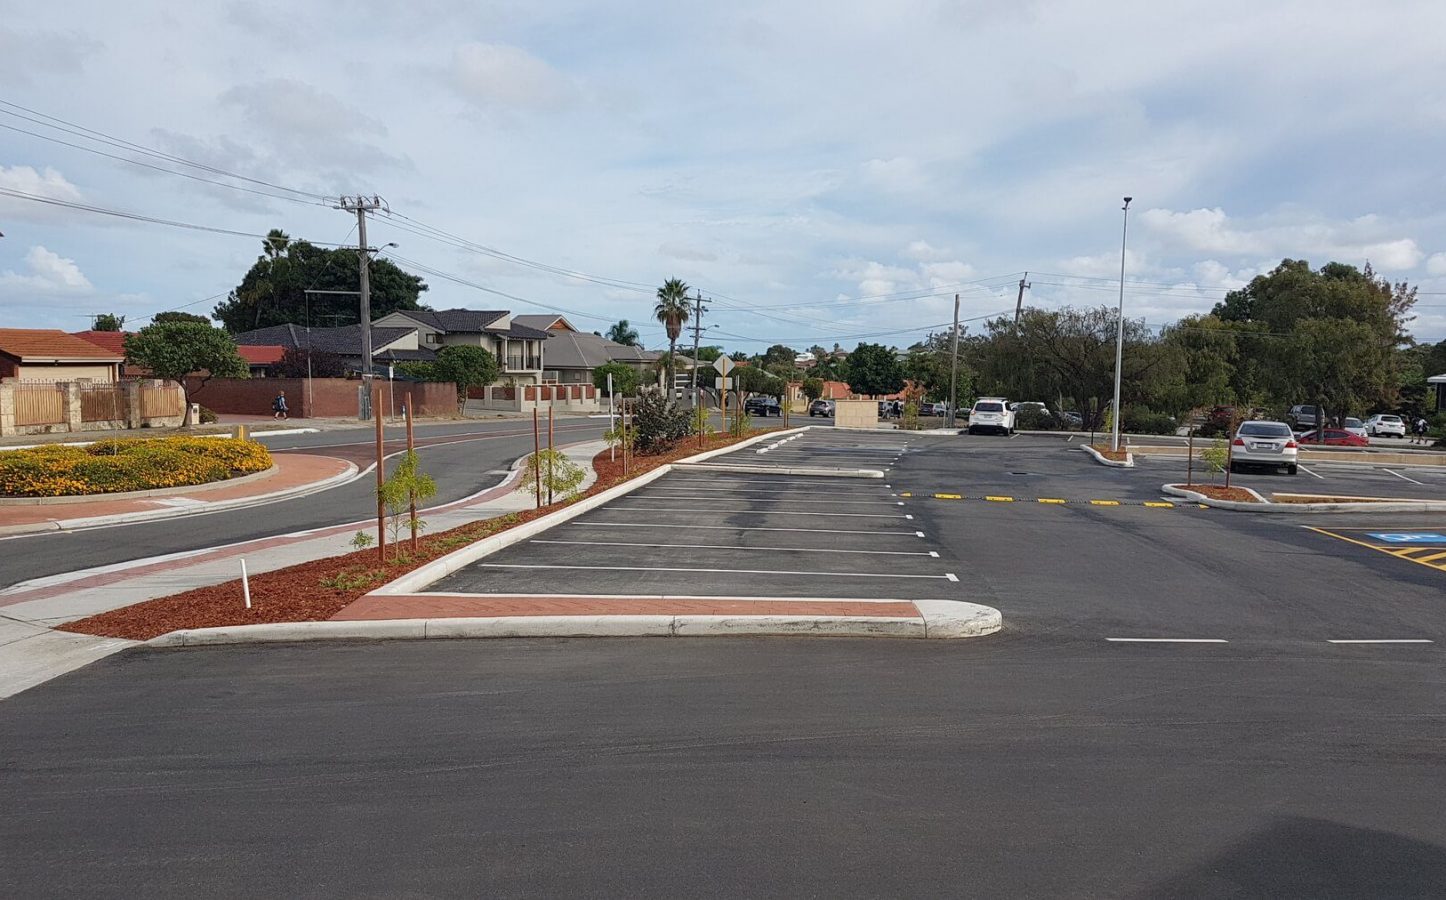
144,601,1003,646
0,461,361,537
1081,445,1135,468
1160,483,1446,513
370,426,810,596
673,462,884,478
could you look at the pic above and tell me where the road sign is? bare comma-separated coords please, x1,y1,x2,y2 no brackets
1367,532,1446,544
713,356,735,375
714,376,732,390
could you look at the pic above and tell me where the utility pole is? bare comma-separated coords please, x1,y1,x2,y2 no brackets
947,293,961,429
690,289,706,391
1012,271,1032,324
335,195,387,416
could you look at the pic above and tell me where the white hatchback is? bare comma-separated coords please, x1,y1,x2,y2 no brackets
967,398,1015,436
1230,420,1297,475
1364,414,1406,438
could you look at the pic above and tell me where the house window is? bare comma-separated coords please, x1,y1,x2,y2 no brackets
425,333,441,344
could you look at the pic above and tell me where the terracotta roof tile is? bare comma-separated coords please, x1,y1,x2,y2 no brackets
1,329,124,362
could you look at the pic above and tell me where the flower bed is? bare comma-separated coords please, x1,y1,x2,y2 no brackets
0,437,273,497
60,427,784,641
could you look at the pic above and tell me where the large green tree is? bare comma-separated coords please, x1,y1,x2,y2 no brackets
214,231,428,333
653,278,691,387
92,313,125,332
124,322,248,425
1211,259,1416,422
593,361,641,397
432,345,499,404
903,330,973,409
605,319,640,346
845,342,905,397
151,311,213,326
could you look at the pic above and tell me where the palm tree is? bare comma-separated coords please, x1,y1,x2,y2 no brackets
606,319,640,346
263,228,291,260
653,278,691,388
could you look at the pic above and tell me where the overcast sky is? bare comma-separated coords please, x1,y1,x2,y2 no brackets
2,0,1445,351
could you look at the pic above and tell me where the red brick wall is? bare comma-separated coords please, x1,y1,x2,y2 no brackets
187,377,458,418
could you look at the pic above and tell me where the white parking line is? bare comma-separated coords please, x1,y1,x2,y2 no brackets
602,506,912,519
573,522,927,537
530,539,941,557
1326,639,1433,644
629,495,896,506
1105,638,1229,643
1384,469,1425,485
480,563,958,579
671,478,885,488
634,486,886,496
1297,464,1324,479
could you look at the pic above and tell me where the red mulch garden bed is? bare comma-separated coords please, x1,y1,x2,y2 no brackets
1090,444,1130,462
1179,484,1260,502
60,428,784,642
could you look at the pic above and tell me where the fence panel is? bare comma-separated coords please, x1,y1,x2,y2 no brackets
139,383,183,418
79,384,129,423
14,384,66,426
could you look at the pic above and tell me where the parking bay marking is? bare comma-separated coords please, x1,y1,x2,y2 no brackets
1327,639,1434,644
603,506,914,520
1306,526,1446,574
571,522,929,538
531,539,941,558
479,563,960,580
629,494,902,507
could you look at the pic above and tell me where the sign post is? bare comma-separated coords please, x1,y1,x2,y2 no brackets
713,357,734,435
607,372,615,462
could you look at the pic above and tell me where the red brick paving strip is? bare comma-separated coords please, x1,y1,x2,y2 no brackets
332,595,920,620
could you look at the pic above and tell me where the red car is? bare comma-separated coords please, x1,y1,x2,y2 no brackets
1295,428,1368,447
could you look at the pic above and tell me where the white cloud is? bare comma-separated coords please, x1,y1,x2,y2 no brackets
0,166,85,223
1427,253,1446,277
658,242,718,263
902,240,952,262
0,27,97,85
450,43,576,110
1142,207,1425,272
0,246,93,293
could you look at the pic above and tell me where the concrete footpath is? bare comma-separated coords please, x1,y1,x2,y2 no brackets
0,440,604,699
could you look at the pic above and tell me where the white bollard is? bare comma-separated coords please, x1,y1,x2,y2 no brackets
241,559,252,610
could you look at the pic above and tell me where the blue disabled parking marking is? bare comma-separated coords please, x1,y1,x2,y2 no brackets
1366,532,1446,544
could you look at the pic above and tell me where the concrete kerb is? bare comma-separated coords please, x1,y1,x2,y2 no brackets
144,599,1003,646
369,426,810,596
1081,444,1135,468
0,461,361,537
1161,483,1446,514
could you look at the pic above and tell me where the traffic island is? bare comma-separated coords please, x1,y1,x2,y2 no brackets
1162,483,1446,513
1082,444,1134,467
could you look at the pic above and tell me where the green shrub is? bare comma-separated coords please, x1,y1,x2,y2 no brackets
198,406,218,424
1015,407,1057,430
1123,409,1177,435
632,390,693,453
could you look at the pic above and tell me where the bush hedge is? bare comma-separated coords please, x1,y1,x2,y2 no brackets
0,437,272,497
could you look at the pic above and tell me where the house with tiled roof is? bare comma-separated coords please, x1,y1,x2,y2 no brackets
0,329,122,383
73,330,285,377
374,308,552,384
511,314,662,385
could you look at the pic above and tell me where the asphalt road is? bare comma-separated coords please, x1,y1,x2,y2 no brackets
0,416,607,589
4,429,1445,897
3,637,1444,898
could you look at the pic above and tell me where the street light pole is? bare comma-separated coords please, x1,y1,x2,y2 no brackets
1110,196,1133,453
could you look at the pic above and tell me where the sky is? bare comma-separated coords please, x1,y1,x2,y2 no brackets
2,0,1446,354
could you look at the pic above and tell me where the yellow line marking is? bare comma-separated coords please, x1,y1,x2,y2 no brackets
1037,498,1067,504
899,492,912,497
985,496,1014,502
1306,527,1446,575
1090,500,1121,506
1144,501,1175,508
933,493,962,500
1409,549,1446,564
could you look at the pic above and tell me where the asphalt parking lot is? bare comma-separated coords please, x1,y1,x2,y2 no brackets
434,431,952,600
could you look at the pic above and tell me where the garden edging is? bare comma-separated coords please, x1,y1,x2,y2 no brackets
1082,444,1134,467
1161,483,1446,513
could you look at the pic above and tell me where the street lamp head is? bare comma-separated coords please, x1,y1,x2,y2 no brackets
1123,196,1133,207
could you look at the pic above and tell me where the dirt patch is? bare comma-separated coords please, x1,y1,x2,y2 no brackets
59,428,783,642
1090,444,1130,462
1178,484,1261,502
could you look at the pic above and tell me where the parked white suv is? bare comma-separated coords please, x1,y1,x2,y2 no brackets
1364,414,1406,438
967,398,1015,436
1230,420,1297,475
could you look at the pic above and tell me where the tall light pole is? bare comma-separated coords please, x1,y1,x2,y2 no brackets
1110,196,1133,453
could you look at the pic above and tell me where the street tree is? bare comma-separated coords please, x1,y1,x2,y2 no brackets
593,361,641,396
151,311,213,326
653,278,691,386
802,377,824,401
214,232,428,332
93,313,125,332
605,319,641,346
844,342,904,397
273,346,346,378
431,345,499,406
123,322,248,425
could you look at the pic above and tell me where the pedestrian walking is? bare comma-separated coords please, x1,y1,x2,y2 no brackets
1414,416,1429,444
272,391,289,420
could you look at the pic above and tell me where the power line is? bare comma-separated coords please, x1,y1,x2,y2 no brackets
0,98,328,202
